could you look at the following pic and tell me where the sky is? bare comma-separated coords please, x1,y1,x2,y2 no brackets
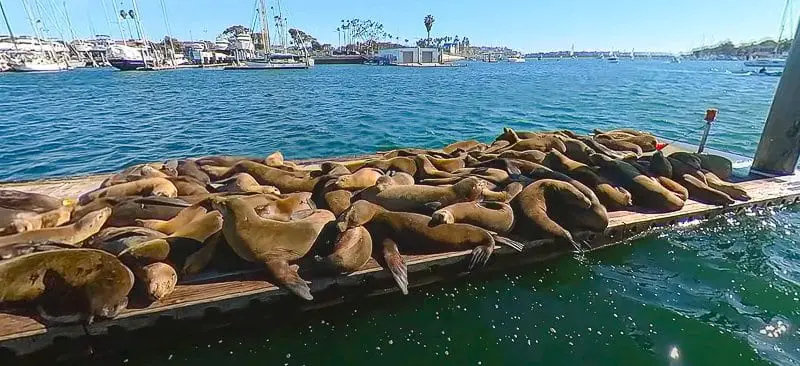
1,0,798,53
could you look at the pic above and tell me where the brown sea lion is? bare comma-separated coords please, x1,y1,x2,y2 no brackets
120,211,224,270
167,176,210,196
656,176,689,201
177,160,211,185
0,248,133,323
572,135,638,160
512,179,592,251
415,155,459,180
0,208,111,249
221,161,321,193
338,200,523,294
79,178,178,205
560,138,596,164
0,205,73,235
703,171,750,201
253,192,316,221
591,154,684,212
543,150,632,210
594,136,644,155
87,227,176,301
320,226,373,274
342,157,417,176
215,173,281,195
595,133,657,152
359,176,485,213
442,140,483,154
497,150,547,164
478,182,524,203
594,128,652,138
136,202,209,235
317,183,354,216
698,154,733,180
332,168,385,191
195,155,258,167
212,197,336,300
106,196,191,227
0,190,65,212
427,155,466,173
431,201,514,234
264,151,285,167
649,151,673,178
494,127,540,143
680,175,735,205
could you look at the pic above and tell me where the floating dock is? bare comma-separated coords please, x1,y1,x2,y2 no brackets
1,145,799,360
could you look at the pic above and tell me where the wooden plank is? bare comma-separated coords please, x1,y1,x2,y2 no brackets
2,154,800,358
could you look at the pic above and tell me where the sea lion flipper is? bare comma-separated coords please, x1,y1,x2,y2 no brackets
494,236,524,252
468,245,493,270
380,238,408,295
424,202,443,211
265,260,313,301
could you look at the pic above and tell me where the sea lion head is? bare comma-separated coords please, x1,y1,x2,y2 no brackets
495,127,519,143
264,151,284,167
430,209,455,225
337,200,381,232
453,177,486,201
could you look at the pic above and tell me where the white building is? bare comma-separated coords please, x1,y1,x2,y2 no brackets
377,47,442,65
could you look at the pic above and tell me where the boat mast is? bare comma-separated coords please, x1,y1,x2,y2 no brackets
775,0,792,55
258,0,271,60
0,0,19,51
159,0,176,66
20,0,51,59
130,0,149,68
109,0,127,45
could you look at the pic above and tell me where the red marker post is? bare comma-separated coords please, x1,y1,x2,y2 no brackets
697,108,717,153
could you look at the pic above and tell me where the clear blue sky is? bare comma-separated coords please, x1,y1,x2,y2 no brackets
1,0,798,52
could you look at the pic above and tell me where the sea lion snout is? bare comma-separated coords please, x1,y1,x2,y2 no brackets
430,210,454,225
98,296,128,319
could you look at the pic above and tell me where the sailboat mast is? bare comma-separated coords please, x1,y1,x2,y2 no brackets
130,0,149,68
20,0,48,57
109,0,127,45
775,0,792,54
0,0,19,50
258,0,271,58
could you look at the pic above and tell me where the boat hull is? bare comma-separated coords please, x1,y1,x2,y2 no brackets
109,59,149,71
11,62,69,72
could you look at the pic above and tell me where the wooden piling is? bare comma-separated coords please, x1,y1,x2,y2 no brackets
751,24,800,176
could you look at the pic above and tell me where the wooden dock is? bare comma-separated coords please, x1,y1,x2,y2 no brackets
1,152,799,360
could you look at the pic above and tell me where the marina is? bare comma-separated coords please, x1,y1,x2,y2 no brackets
1,0,800,364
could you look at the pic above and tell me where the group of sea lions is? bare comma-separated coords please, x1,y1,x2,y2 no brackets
0,127,749,323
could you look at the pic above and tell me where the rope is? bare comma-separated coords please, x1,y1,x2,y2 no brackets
659,122,710,149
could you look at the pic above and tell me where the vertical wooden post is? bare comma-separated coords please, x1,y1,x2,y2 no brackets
751,23,800,176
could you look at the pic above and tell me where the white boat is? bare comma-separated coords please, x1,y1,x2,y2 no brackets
508,56,526,63
743,58,786,68
107,44,156,71
607,53,619,63
670,56,682,63
11,56,69,72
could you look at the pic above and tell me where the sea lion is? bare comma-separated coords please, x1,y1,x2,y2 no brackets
465,158,523,176
136,202,209,235
0,208,111,249
332,168,385,191
106,196,191,227
594,128,652,138
0,248,133,323
656,176,689,201
177,160,211,185
342,157,418,176
0,190,64,212
215,173,281,195
669,152,703,172
264,151,285,167
253,192,316,221
427,156,466,173
195,155,257,167
431,201,514,234
680,174,735,205
0,205,73,235
100,164,169,188
87,227,176,301
649,151,673,178
120,211,224,270
494,127,541,143
478,182,524,203
572,135,638,160
591,154,684,212
497,150,546,164
512,179,592,251
595,133,657,152
167,176,210,196
221,161,321,193
338,200,523,294
594,136,644,155
415,155,459,180
442,140,483,154
450,167,511,185
317,182,354,216
703,171,750,201
698,154,733,180
319,226,373,274
543,150,632,210
359,176,485,213
504,136,567,153
212,197,336,300
79,178,178,205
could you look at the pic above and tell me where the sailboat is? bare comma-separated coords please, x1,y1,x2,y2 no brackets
743,0,791,69
227,0,312,70
607,51,619,63
3,0,69,72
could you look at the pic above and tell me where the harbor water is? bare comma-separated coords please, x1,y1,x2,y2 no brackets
1,60,797,365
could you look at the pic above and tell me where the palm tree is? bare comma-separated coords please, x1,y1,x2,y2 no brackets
336,27,341,50
424,15,434,44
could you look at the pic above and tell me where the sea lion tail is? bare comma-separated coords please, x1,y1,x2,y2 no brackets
468,245,494,270
380,238,408,295
493,236,524,252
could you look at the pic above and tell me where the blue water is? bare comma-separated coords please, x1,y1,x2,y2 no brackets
3,60,800,365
